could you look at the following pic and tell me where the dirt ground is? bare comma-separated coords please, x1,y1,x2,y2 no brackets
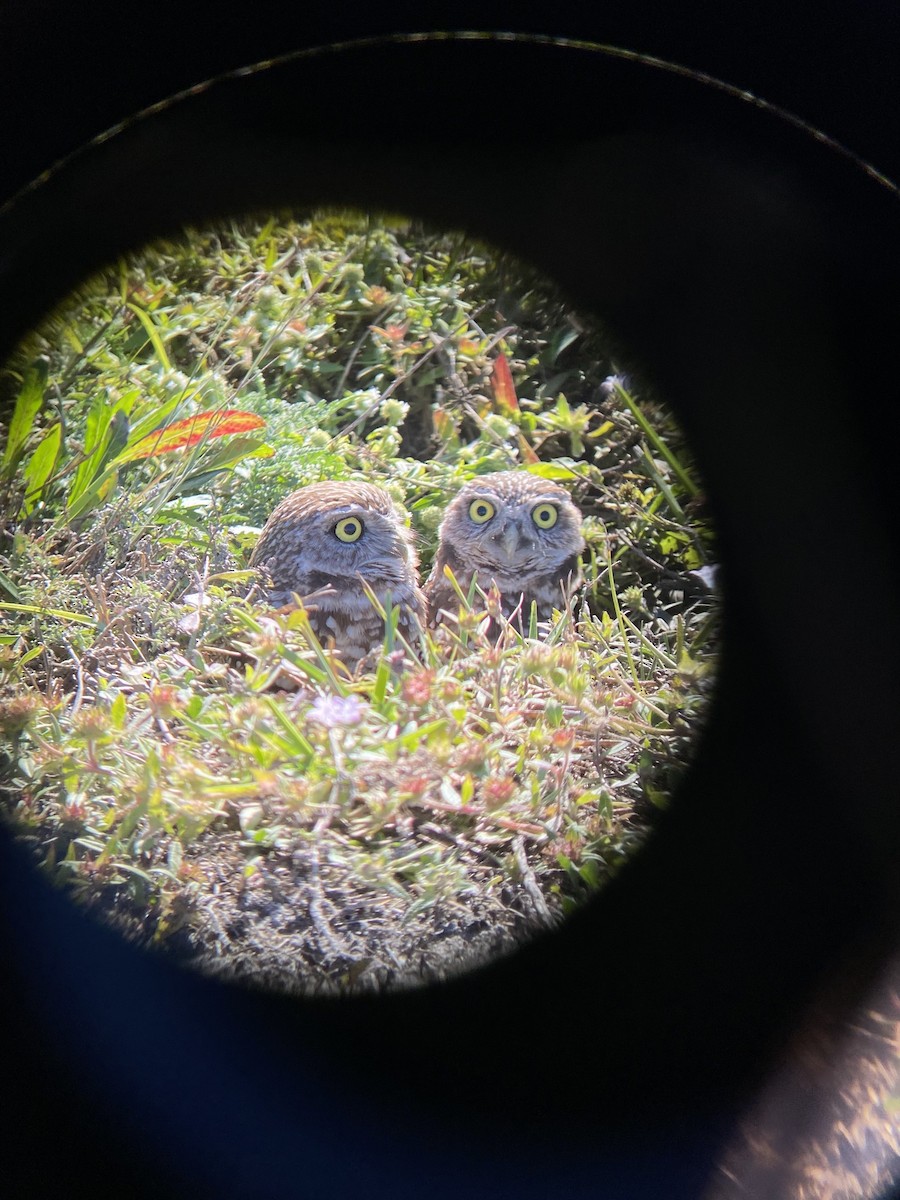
27,815,576,997
173,828,558,995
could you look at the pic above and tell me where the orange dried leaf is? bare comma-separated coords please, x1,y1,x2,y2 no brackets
517,435,541,464
118,410,266,462
433,407,456,439
491,353,519,413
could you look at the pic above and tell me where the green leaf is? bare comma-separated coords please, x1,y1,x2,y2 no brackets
527,601,540,640
126,302,172,371
2,361,48,476
525,460,580,481
207,570,258,584
193,435,275,471
20,422,62,515
70,393,108,501
0,569,24,602
161,438,275,500
111,861,155,885
549,326,580,363
68,391,130,509
17,645,45,668
65,467,120,520
98,409,131,470
371,654,392,710
384,719,448,754
61,324,83,355
110,692,127,729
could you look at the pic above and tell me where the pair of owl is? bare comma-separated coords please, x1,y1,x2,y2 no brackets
250,472,585,666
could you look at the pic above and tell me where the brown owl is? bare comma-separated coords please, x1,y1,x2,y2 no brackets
424,471,585,627
250,481,425,667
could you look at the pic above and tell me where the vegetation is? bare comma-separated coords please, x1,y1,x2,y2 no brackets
0,212,718,993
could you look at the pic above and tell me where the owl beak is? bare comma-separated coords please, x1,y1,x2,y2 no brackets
501,524,519,558
493,519,528,562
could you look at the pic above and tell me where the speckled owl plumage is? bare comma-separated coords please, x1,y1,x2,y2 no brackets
424,471,585,626
250,481,425,667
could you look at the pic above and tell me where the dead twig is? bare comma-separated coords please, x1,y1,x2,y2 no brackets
514,835,553,925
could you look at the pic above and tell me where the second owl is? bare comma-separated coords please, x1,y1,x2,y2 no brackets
424,471,585,626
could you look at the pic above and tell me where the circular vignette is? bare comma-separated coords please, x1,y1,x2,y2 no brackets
1,32,899,1200
0,207,720,995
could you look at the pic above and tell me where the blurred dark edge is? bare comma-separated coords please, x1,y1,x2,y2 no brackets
1,15,899,1200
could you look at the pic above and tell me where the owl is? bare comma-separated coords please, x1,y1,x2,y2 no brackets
250,481,425,667
424,471,585,627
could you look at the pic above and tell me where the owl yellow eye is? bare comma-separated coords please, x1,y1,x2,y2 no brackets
334,517,364,543
468,499,495,524
532,503,559,529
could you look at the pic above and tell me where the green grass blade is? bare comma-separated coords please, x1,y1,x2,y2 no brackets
0,602,94,625
527,601,540,640
126,302,172,371
2,360,48,476
614,381,698,497
263,697,315,763
636,444,685,520
604,555,640,687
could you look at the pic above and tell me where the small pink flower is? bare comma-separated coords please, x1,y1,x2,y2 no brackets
401,670,434,706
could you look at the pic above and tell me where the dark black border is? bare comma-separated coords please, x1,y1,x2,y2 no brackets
2,20,899,1200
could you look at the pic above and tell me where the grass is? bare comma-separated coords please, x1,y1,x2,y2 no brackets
0,210,719,994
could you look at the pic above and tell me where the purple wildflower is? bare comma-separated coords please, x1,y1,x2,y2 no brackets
598,373,630,398
308,694,365,728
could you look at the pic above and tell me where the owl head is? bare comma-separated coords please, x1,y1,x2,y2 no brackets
435,471,585,580
250,480,420,600
425,470,586,627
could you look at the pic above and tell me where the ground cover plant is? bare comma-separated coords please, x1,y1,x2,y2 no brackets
0,212,719,994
